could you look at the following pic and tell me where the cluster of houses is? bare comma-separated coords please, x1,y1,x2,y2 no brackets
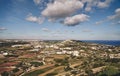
0,40,120,76
109,53,120,59
40,50,79,56
56,50,79,56
11,44,31,48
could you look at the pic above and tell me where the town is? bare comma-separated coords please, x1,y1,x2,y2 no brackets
0,39,120,76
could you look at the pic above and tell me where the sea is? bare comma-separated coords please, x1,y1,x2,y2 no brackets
81,40,120,46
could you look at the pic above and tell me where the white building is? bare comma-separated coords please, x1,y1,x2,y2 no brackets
34,45,42,48
11,45,23,47
109,53,120,59
56,50,79,56
3,52,8,55
30,48,39,51
91,47,97,50
80,50,85,52
64,47,72,50
56,51,63,54
72,51,79,56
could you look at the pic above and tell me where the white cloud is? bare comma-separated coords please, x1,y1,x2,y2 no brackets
64,14,89,26
95,20,107,25
107,8,120,24
85,7,92,12
81,0,98,12
33,0,41,5
108,8,120,20
95,21,102,25
95,8,120,25
26,15,37,22
42,28,50,32
97,0,113,8
30,0,113,26
80,0,113,12
41,0,83,21
26,14,44,24
0,27,7,31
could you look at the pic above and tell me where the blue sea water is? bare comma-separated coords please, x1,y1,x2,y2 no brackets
81,40,120,46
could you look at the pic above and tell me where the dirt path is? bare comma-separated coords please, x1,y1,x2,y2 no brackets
30,64,54,72
55,71,70,76
22,64,54,76
92,66,106,74
56,62,82,76
70,63,82,68
38,66,64,76
24,62,82,76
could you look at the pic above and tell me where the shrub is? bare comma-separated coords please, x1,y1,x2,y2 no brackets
12,68,19,73
97,66,120,76
46,72,58,76
30,62,43,67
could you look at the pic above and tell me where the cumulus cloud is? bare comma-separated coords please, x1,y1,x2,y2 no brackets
26,15,37,22
80,0,113,12
30,0,113,26
64,14,89,26
97,0,113,8
81,0,98,12
41,0,83,21
26,14,44,24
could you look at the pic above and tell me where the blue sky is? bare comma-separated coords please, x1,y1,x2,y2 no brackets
0,0,120,40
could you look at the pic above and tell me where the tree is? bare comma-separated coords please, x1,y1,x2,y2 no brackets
85,69,94,76
64,65,72,71
12,68,19,73
96,66,120,76
1,71,9,76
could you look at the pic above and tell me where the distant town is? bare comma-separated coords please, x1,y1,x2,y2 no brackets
0,39,120,76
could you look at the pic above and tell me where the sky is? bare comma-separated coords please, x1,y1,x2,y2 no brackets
0,0,120,40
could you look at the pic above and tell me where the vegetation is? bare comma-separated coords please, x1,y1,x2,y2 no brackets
0,41,29,47
5,55,18,57
96,66,120,76
30,62,43,67
93,62,105,68
12,68,19,73
1,71,9,76
0,40,120,76
45,72,58,76
85,69,94,76
23,66,54,76
54,57,69,66
64,65,72,71
105,58,120,63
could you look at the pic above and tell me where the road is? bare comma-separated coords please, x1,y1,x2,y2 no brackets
92,66,106,74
